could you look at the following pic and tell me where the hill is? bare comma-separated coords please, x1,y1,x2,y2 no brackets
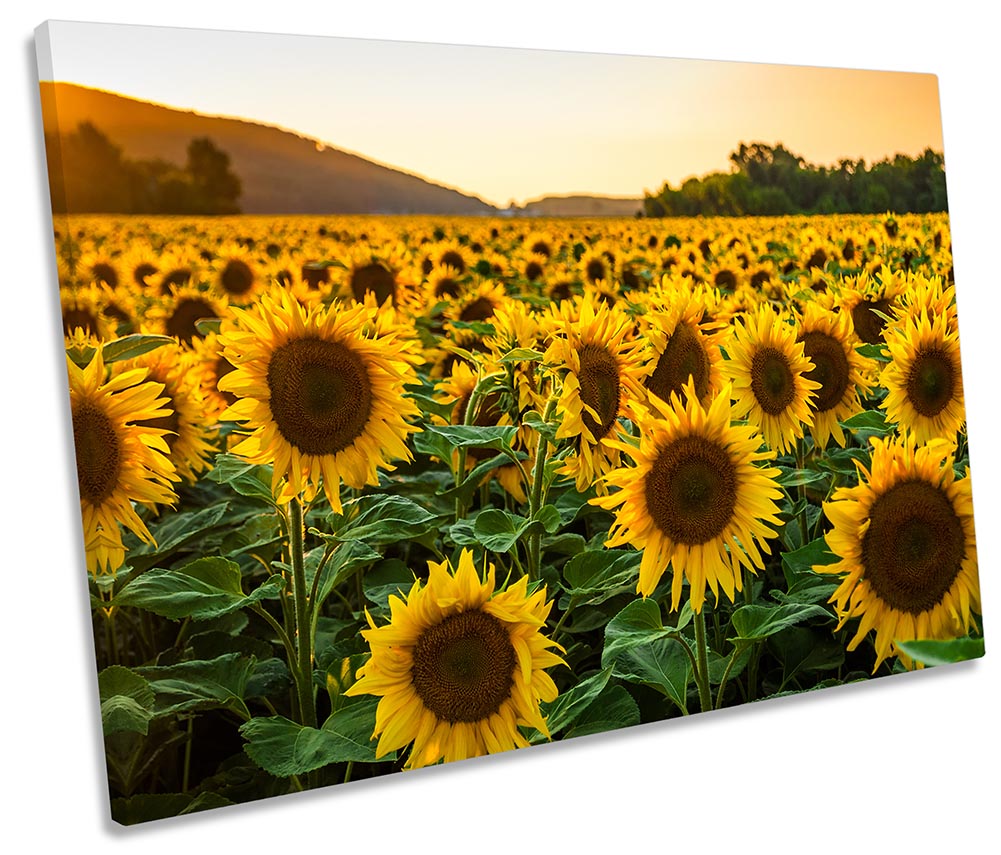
517,194,643,217
39,82,497,215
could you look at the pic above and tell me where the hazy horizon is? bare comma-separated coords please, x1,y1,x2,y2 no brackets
38,21,946,208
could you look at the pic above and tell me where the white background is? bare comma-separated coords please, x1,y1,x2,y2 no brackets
4,2,998,852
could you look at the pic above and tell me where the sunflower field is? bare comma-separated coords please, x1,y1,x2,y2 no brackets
55,211,983,824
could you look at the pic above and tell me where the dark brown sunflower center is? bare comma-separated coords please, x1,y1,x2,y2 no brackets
440,251,466,274
585,259,607,283
861,479,966,615
646,322,710,404
906,349,956,417
549,282,573,302
166,298,218,345
133,262,158,286
644,435,737,545
434,277,460,299
160,268,192,295
525,260,543,281
301,263,330,290
577,344,621,440
850,298,893,345
91,262,118,288
63,307,98,337
411,609,515,724
350,264,397,305
750,346,796,415
72,400,122,504
714,269,736,290
459,296,496,322
266,337,373,456
221,259,254,296
800,331,849,413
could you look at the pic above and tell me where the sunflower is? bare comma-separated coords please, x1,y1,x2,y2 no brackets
217,287,420,512
115,343,218,483
592,380,784,611
76,249,121,290
61,285,115,341
344,549,564,769
68,346,178,574
836,267,906,345
545,295,649,492
725,306,820,455
814,435,979,670
212,244,262,304
445,280,509,327
637,287,728,409
795,302,875,448
148,284,230,347
880,308,965,445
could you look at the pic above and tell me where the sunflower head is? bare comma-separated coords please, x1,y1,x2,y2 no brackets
345,549,564,769
815,435,980,671
593,379,783,611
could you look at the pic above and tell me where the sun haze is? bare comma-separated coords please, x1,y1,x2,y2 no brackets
38,20,944,207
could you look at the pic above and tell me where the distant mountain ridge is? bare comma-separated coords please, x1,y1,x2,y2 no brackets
39,82,497,215
517,194,643,217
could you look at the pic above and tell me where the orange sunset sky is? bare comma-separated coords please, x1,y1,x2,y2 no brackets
39,21,945,207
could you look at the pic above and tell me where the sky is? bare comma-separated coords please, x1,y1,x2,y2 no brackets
38,20,945,208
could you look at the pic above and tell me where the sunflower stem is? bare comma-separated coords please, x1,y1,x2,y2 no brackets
715,642,747,710
693,608,713,714
527,397,558,583
288,498,317,730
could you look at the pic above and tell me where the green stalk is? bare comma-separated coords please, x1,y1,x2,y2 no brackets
715,642,747,710
288,498,317,730
693,608,713,714
527,397,558,583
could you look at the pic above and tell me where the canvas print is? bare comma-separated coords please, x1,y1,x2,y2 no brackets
36,20,984,825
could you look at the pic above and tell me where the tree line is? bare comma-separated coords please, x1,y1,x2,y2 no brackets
45,122,242,215
643,142,947,217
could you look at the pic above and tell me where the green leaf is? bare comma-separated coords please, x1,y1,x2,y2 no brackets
126,504,231,572
895,637,985,666
856,343,890,362
566,684,640,739
768,627,846,691
194,317,223,336
315,540,382,606
498,347,544,363
205,454,276,505
533,504,563,535
363,559,416,608
113,557,283,620
99,666,154,736
729,603,832,642
538,667,613,738
561,550,640,606
776,466,828,488
240,698,380,775
781,536,838,587
473,509,531,553
324,494,438,546
424,423,518,451
601,599,691,711
841,410,892,435
135,653,257,720
101,334,175,364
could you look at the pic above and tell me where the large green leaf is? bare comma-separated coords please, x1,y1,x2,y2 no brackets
601,599,691,711
537,667,612,739
895,637,985,666
113,556,283,620
205,454,276,505
101,333,175,364
729,603,832,642
566,684,641,739
99,666,155,736
473,509,531,553
768,626,846,691
135,653,257,720
240,697,381,775
126,504,231,572
323,494,438,546
781,536,839,588
561,550,640,605
423,423,519,451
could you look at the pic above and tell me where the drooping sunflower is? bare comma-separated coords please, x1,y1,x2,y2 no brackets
880,308,965,445
545,295,649,492
814,435,979,670
344,549,564,769
795,302,875,449
592,380,784,611
68,346,178,575
217,287,420,512
725,306,820,455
